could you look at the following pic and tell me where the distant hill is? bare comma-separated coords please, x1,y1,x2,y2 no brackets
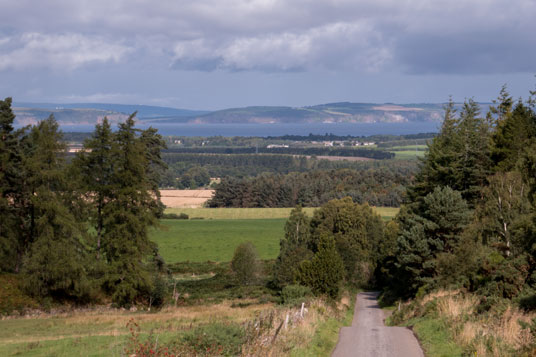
154,102,489,124
12,102,209,126
12,101,491,126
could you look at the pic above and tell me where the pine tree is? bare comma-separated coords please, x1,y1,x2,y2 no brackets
394,187,470,295
101,115,164,305
73,118,115,260
273,207,313,287
296,236,344,298
0,98,24,271
21,116,90,299
408,99,492,207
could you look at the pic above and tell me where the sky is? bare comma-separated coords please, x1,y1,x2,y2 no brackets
0,0,535,110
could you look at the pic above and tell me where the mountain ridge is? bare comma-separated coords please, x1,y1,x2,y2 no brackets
12,101,491,126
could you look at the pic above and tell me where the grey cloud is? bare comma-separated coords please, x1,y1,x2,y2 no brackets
0,0,535,74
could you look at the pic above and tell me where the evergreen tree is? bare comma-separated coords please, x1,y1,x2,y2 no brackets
101,115,164,305
408,99,491,207
73,118,115,260
491,101,536,171
295,236,344,298
394,187,470,295
0,98,23,271
273,207,313,288
21,116,90,299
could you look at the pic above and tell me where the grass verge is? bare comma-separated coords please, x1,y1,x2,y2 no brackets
291,292,355,357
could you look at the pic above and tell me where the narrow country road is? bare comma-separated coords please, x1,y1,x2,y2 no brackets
332,292,424,357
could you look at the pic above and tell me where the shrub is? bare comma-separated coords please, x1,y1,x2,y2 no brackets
281,284,311,306
231,242,260,285
296,237,344,298
162,212,189,219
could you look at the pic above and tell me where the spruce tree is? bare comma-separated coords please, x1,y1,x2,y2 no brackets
101,115,164,305
0,98,22,271
21,116,90,299
273,206,313,287
73,118,115,260
395,187,470,295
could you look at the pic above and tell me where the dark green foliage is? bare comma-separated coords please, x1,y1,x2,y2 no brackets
99,115,164,305
296,236,345,298
310,197,384,286
72,118,114,260
0,98,23,272
394,187,471,295
21,117,91,300
161,212,189,219
409,99,492,206
475,252,530,299
147,274,167,309
165,145,394,159
272,207,313,288
209,166,412,208
280,284,312,305
231,242,260,285
491,98,536,171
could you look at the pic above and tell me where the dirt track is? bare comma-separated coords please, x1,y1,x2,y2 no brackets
332,292,424,357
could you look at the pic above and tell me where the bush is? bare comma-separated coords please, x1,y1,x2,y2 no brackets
181,323,245,356
162,212,189,219
231,242,260,285
281,284,311,306
296,237,344,298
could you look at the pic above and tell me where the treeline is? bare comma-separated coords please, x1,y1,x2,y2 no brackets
379,90,536,306
208,167,411,207
0,98,166,306
164,146,395,159
162,153,418,188
269,85,536,313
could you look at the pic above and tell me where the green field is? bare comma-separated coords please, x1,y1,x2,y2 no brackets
392,150,426,160
165,207,317,219
152,219,285,263
154,207,399,264
165,206,397,220
388,145,428,151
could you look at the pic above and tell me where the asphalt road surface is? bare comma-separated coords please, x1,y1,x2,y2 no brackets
332,292,424,357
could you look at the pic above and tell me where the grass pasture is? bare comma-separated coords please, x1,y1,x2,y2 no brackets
154,207,399,264
165,206,398,221
392,150,426,160
165,207,317,219
152,219,285,263
0,303,272,356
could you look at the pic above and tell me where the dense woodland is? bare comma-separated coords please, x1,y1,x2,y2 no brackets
163,146,395,159
208,167,411,207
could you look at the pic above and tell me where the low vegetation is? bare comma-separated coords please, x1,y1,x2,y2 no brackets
389,290,536,356
165,206,398,220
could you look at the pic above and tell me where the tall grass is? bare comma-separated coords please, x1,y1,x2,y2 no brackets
390,290,536,356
